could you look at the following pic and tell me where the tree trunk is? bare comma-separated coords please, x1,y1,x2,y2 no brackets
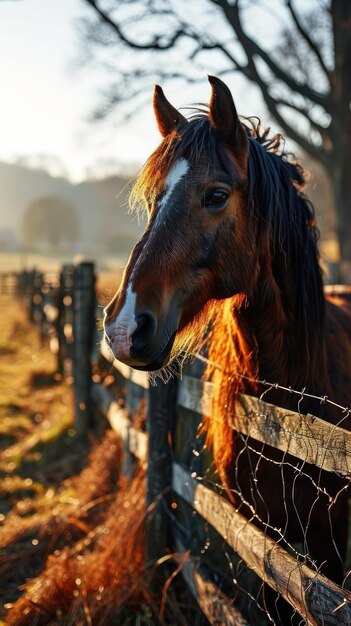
330,159,351,283
330,0,351,283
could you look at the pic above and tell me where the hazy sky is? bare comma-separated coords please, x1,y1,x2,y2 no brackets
0,0,289,182
1,0,148,180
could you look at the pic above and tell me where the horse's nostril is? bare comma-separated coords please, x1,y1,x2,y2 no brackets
131,312,157,354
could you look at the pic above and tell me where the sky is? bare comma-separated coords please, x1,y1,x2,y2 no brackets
0,0,167,180
0,0,143,180
0,0,297,182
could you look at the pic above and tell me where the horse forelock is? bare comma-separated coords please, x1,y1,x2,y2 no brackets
129,112,292,221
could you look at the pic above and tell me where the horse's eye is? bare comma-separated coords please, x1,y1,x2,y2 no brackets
204,188,230,212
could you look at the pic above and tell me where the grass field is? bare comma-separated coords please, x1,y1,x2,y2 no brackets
0,296,129,624
0,297,81,615
0,296,76,475
0,294,196,626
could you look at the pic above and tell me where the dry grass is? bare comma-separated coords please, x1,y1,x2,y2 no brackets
0,296,74,473
0,296,201,626
3,432,135,624
5,469,147,626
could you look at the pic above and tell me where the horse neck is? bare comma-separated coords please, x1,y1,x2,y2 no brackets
244,254,327,392
246,272,290,386
203,258,328,487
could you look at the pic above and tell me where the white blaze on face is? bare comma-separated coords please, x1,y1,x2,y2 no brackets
129,158,190,280
104,283,138,361
157,158,189,217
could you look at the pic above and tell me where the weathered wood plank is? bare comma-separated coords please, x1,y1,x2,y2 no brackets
91,381,114,414
234,395,351,477
73,262,96,437
100,340,149,389
172,462,351,626
99,351,351,475
92,383,147,472
145,378,178,572
107,401,148,462
58,264,75,376
177,375,212,415
29,270,43,324
174,536,250,626
107,403,130,441
129,425,148,461
178,376,351,476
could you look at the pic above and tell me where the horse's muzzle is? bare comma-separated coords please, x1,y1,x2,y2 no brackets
130,311,157,354
130,330,177,371
103,303,178,371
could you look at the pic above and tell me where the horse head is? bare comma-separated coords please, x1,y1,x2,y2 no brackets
103,76,262,371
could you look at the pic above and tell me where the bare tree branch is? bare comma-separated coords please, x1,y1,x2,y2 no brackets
286,0,333,86
246,65,330,164
273,97,329,132
84,0,186,50
210,0,332,111
81,0,334,161
274,98,333,153
189,40,250,77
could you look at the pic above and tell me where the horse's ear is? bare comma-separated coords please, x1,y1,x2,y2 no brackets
153,85,187,137
208,75,248,159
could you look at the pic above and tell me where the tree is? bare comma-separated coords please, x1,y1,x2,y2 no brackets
81,0,350,279
21,196,78,251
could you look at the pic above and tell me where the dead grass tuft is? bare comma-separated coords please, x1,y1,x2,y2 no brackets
5,469,148,626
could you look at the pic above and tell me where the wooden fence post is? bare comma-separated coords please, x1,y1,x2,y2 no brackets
145,376,178,576
16,271,26,298
73,261,96,438
56,264,75,376
26,269,35,321
19,270,31,303
29,271,43,323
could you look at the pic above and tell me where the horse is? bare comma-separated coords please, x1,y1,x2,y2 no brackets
103,76,351,623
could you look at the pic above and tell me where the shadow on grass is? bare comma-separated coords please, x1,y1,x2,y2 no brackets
29,370,63,389
0,347,16,357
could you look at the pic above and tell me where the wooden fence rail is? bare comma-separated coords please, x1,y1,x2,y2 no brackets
102,343,351,478
3,267,351,625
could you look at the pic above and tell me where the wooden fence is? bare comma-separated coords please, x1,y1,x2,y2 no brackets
98,344,351,626
3,264,98,437
3,265,351,625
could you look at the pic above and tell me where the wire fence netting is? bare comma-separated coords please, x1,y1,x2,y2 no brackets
170,354,351,625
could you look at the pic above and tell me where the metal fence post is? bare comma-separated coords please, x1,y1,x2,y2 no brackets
73,261,96,438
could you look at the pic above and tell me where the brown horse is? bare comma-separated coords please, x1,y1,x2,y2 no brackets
104,76,351,622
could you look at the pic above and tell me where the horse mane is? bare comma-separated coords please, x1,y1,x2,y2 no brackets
129,113,326,488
